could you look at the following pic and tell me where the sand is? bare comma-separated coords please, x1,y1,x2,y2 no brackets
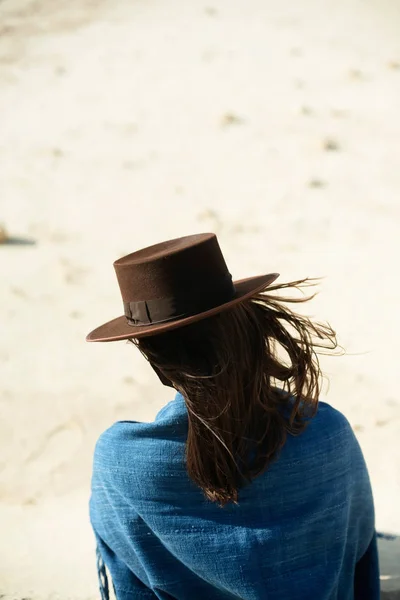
1,0,400,597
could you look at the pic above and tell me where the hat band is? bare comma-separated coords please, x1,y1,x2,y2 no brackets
124,274,235,327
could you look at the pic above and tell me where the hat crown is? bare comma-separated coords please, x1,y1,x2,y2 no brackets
114,233,235,327
114,233,230,302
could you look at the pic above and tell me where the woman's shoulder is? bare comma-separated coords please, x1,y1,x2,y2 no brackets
279,399,361,470
312,401,359,451
314,400,353,432
92,393,187,482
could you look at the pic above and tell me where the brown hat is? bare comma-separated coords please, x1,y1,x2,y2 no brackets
86,233,279,342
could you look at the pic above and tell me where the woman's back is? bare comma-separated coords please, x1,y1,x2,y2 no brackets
90,393,378,600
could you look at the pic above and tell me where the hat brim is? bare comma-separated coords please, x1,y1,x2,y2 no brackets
86,273,279,342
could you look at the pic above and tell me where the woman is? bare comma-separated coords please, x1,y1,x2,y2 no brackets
87,233,379,600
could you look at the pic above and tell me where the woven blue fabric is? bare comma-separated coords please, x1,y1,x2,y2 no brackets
90,393,379,599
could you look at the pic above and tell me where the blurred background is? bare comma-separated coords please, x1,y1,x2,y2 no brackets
1,0,399,597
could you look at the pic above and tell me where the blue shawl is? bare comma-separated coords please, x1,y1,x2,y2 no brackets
90,393,379,599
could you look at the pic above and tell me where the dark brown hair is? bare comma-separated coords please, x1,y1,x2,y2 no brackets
133,279,338,506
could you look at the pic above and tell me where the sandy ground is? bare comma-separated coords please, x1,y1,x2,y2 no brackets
1,0,400,597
